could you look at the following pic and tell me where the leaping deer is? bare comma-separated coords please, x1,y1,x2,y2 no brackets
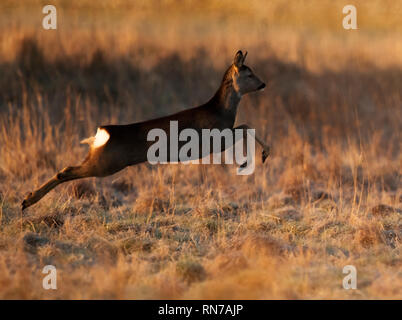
22,50,270,210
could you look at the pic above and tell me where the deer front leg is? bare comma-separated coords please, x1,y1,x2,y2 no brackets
233,124,270,163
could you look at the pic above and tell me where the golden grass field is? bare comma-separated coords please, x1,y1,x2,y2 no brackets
0,0,401,299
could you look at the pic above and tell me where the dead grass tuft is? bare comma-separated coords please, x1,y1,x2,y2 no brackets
176,259,207,284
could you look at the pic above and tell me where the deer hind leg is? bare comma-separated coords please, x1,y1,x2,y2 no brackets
21,164,92,211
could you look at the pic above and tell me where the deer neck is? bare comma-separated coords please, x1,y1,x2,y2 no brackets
212,77,241,115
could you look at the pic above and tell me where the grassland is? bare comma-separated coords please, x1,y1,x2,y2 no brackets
0,0,401,299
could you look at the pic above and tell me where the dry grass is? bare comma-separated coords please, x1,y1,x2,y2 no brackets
0,0,401,299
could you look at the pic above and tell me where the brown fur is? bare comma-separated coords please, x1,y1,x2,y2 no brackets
22,50,269,210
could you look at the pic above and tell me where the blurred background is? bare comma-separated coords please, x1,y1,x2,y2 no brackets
0,0,400,176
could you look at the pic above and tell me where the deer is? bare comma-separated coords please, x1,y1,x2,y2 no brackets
21,50,270,210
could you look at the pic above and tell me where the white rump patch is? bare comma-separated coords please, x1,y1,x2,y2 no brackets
93,128,110,148
81,128,110,148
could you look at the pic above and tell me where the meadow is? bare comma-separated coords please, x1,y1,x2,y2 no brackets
0,0,400,299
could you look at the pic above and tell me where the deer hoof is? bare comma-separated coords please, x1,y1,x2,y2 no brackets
21,192,33,211
262,147,270,163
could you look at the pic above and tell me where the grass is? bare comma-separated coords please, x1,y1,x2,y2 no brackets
0,0,401,299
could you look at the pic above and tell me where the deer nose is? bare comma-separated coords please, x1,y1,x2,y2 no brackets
258,83,266,90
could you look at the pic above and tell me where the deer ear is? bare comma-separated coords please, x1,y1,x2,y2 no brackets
233,50,243,68
243,51,248,63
